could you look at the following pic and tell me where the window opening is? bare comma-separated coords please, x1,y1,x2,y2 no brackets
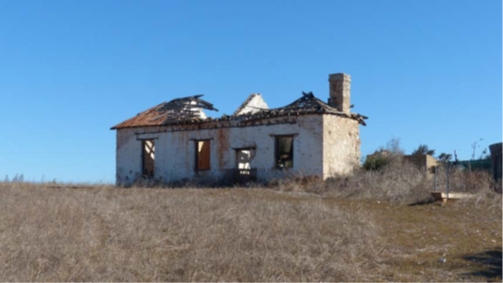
195,140,211,171
236,149,252,170
234,148,256,182
142,140,155,177
275,136,294,168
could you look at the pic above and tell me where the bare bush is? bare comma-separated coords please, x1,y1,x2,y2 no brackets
284,158,501,205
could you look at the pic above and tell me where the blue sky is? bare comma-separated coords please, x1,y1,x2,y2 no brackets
0,0,501,183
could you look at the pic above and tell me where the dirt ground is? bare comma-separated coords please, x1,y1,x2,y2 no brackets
329,197,502,281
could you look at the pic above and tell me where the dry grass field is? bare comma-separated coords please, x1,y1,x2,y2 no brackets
0,172,500,282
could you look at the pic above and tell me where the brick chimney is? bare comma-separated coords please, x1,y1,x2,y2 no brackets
328,73,351,114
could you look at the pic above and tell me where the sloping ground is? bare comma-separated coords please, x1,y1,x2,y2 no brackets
330,197,502,281
0,183,500,281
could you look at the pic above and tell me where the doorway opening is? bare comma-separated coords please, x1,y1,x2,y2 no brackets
142,139,155,178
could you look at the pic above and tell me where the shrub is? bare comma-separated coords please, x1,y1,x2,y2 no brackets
363,138,405,171
362,153,391,171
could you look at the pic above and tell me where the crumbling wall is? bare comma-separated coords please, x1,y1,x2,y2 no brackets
322,115,360,179
116,128,142,185
116,126,164,185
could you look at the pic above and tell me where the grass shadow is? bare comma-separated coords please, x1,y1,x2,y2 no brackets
408,197,435,206
461,248,502,280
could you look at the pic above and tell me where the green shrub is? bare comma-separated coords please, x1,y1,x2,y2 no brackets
362,154,391,171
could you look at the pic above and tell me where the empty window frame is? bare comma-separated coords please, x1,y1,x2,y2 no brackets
236,149,253,170
142,139,155,177
275,135,294,168
235,148,257,182
195,140,211,171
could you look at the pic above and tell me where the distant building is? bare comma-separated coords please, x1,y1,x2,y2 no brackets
489,142,502,181
111,73,368,186
404,154,438,179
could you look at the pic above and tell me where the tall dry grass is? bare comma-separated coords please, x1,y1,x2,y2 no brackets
273,160,432,203
325,160,432,203
0,183,382,282
275,158,501,205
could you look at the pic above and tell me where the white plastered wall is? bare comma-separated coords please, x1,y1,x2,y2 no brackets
115,115,325,185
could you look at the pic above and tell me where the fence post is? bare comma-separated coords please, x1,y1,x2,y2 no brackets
446,163,450,200
434,166,437,192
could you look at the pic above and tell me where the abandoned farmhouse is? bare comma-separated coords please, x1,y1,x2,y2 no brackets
111,73,368,185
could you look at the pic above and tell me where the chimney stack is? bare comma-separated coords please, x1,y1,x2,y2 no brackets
328,73,351,114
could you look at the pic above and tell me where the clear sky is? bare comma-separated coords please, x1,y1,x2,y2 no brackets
0,0,501,183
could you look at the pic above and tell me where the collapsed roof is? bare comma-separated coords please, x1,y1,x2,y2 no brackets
111,92,367,130
235,92,367,126
111,95,218,129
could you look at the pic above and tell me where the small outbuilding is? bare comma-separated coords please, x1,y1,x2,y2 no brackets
404,154,438,179
489,142,502,181
111,73,367,186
